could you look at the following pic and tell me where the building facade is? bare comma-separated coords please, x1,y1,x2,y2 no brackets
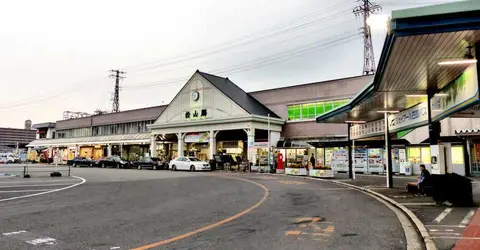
28,71,372,166
0,126,36,153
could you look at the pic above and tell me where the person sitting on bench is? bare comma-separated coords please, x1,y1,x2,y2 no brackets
416,164,430,196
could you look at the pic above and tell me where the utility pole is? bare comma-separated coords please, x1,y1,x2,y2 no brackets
109,70,126,113
353,0,381,75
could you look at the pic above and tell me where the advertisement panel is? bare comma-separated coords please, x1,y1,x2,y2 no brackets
388,102,429,133
184,132,209,143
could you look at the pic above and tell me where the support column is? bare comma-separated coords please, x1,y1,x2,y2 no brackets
119,144,124,158
176,133,185,157
384,113,393,188
75,146,80,157
352,139,356,180
244,128,255,163
150,135,157,157
464,139,471,176
107,144,112,157
209,130,219,160
347,123,353,180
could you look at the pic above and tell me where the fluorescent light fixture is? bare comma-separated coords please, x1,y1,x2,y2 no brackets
405,94,428,97
345,120,366,124
376,110,400,113
438,58,477,66
435,93,449,97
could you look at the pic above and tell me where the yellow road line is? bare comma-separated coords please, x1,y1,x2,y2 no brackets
131,175,269,250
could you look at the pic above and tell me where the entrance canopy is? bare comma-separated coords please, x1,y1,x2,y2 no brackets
316,1,480,135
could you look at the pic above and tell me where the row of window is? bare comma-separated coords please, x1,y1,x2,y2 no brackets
56,120,155,138
287,99,349,121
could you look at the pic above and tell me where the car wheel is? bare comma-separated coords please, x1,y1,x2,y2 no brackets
137,165,142,170
190,165,195,172
102,163,105,168
117,164,120,169
153,165,157,170
172,165,177,171
89,163,92,167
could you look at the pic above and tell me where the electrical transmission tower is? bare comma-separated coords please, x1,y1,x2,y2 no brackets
353,0,381,75
109,69,126,113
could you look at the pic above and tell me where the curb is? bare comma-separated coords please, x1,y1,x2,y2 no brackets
284,174,437,250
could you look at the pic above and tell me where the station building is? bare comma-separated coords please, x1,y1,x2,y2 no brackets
27,71,372,166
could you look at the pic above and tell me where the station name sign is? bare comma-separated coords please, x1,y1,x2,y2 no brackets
388,102,428,133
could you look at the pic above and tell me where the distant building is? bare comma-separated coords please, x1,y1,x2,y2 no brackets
0,121,36,152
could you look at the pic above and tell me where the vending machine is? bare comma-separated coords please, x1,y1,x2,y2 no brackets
430,145,446,175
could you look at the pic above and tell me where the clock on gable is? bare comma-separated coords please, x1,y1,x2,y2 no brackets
191,90,200,101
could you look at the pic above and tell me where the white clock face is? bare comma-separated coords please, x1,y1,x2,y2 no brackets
192,91,199,101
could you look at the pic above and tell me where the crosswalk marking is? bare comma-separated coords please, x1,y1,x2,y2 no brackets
434,208,453,223
460,210,476,226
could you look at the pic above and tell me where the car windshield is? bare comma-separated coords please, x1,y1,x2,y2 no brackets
188,158,201,162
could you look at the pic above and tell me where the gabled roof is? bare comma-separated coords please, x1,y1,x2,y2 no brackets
198,71,281,119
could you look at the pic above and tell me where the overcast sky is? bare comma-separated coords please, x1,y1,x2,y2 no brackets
0,0,458,128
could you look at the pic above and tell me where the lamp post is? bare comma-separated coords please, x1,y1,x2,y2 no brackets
267,113,271,173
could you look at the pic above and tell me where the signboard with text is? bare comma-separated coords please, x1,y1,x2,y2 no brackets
388,102,429,133
184,132,209,143
350,119,385,140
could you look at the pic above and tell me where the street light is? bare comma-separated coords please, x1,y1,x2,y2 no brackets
367,14,389,31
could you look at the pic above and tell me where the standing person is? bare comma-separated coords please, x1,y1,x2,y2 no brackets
416,164,431,196
310,153,316,169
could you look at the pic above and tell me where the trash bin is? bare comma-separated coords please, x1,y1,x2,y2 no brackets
405,165,412,176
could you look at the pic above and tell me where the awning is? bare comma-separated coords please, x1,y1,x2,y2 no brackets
27,133,151,147
316,1,480,126
455,129,480,136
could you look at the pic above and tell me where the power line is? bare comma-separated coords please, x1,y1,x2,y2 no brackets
125,18,358,79
123,31,361,91
122,2,356,72
109,70,126,112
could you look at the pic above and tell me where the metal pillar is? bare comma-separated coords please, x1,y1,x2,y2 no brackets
347,123,353,179
352,139,356,180
268,114,271,170
384,113,393,188
176,133,185,157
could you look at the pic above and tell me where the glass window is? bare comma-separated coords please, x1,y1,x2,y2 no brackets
324,101,333,112
451,146,464,164
421,147,431,164
316,102,325,115
407,147,421,164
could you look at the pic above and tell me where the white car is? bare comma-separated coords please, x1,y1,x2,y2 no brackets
0,153,17,164
169,157,210,171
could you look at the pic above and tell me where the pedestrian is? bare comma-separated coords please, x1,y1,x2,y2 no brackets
310,153,315,169
416,164,430,196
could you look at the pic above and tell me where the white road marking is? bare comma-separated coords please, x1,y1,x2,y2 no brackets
460,210,476,226
0,189,53,193
110,247,121,249
0,176,86,202
429,229,439,232
432,236,480,240
2,230,27,236
425,225,466,228
0,179,80,184
434,208,453,223
446,229,454,232
26,237,57,246
400,202,437,206
0,183,76,188
429,232,461,236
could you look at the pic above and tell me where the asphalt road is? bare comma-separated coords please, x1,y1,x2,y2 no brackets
0,165,407,250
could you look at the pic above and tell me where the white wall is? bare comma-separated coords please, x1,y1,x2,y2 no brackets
404,117,480,144
155,73,248,125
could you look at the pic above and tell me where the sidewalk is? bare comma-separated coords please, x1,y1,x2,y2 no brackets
330,173,480,250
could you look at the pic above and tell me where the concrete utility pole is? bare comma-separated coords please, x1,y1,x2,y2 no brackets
353,0,381,75
109,69,126,113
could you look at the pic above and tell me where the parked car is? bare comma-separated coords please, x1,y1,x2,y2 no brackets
0,153,18,163
96,156,131,169
71,157,94,167
134,157,161,170
169,157,210,171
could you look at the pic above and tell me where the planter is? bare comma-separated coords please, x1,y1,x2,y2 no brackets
276,169,285,174
285,168,307,176
309,169,334,178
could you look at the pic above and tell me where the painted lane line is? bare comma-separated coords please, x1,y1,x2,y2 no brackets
460,210,476,226
131,175,269,250
400,202,437,206
110,247,121,249
0,176,86,202
434,208,453,223
0,179,80,184
26,237,57,246
0,189,54,193
431,236,480,240
429,232,460,236
445,229,454,232
429,229,439,232
2,230,27,236
425,225,466,228
0,183,80,188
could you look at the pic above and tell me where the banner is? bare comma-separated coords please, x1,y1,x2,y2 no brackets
388,102,429,133
350,119,385,140
184,132,209,143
